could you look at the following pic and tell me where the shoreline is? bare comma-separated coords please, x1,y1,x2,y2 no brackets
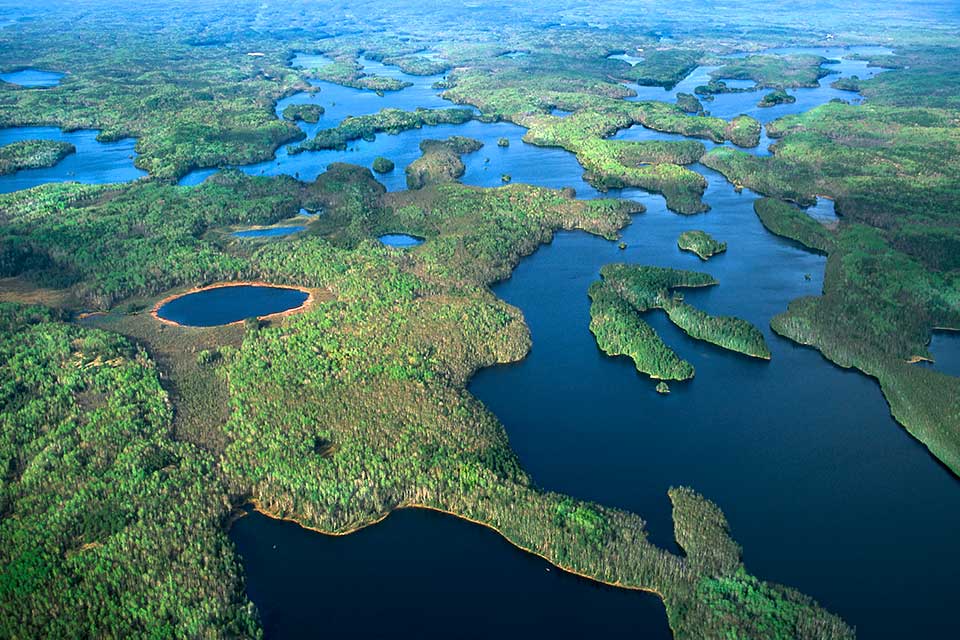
150,281,319,328
239,499,670,603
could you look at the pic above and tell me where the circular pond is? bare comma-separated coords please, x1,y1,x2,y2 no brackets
155,284,310,327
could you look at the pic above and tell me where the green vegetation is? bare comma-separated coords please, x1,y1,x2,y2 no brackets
830,77,861,92
435,55,759,214
214,190,844,637
497,137,510,147
758,88,796,108
724,114,762,148
0,139,75,175
754,198,835,253
599,264,772,359
281,103,324,123
676,92,703,114
309,56,412,91
678,230,727,259
292,107,474,152
656,381,670,394
711,54,830,88
6,2,954,636
521,111,709,213
0,22,311,180
379,55,450,77
588,279,695,381
372,156,395,173
662,294,772,359
405,136,483,189
702,47,960,472
616,48,702,88
0,172,308,308
0,304,259,638
694,79,754,97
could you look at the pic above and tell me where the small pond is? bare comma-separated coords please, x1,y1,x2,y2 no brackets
233,226,305,238
0,69,63,87
155,285,309,327
379,233,424,248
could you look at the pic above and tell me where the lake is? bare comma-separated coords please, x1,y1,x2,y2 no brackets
379,233,425,248
0,68,63,87
155,285,309,327
231,507,671,639
233,226,306,238
0,126,145,193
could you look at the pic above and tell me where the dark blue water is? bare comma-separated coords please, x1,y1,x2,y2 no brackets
468,173,960,639
0,126,145,193
182,119,598,195
379,233,424,248
156,285,308,326
234,226,305,238
231,508,671,640
0,68,63,87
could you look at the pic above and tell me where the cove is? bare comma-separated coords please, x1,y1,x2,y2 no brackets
155,285,309,327
608,52,644,66
230,507,671,640
920,330,960,378
0,126,146,193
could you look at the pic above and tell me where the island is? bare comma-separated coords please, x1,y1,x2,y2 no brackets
0,139,75,175
758,88,797,108
281,103,324,123
678,229,727,259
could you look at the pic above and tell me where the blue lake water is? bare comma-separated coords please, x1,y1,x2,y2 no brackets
0,127,146,193
804,197,839,223
379,233,424,248
181,48,888,190
0,68,63,87
156,285,308,326
233,226,305,238
231,507,670,639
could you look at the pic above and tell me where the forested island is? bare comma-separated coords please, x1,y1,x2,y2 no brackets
0,139,74,174
678,229,727,259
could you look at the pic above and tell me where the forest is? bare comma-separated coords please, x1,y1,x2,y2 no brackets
678,230,727,260
0,139,74,175
594,264,772,361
